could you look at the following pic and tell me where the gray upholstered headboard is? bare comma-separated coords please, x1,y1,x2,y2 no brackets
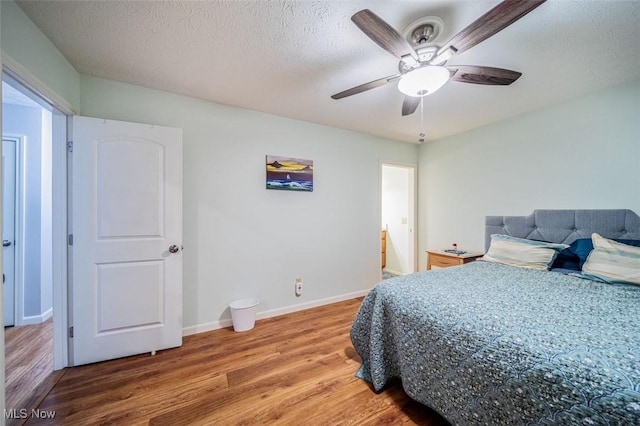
485,209,640,251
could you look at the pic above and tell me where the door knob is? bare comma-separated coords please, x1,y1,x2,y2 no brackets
169,245,180,254
2,240,11,247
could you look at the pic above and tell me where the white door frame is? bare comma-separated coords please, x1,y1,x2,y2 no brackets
379,161,418,277
52,109,69,369
2,64,76,370
2,134,25,327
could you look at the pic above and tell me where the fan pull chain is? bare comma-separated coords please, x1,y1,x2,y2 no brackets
419,97,426,143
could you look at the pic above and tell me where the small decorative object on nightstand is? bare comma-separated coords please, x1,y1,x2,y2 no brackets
443,242,466,256
426,250,484,270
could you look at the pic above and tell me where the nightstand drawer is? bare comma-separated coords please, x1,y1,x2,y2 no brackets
426,250,484,270
430,256,460,268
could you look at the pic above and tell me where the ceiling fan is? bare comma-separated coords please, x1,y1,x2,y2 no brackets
331,0,547,116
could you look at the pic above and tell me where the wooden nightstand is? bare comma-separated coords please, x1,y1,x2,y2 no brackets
381,230,387,269
426,250,484,270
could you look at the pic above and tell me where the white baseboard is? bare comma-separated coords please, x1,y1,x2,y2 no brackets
383,268,404,276
21,308,53,326
182,318,233,336
182,289,369,337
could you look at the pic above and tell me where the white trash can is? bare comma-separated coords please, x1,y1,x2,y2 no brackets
230,298,260,332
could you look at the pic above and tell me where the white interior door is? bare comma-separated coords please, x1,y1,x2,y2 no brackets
3,138,17,327
70,116,183,366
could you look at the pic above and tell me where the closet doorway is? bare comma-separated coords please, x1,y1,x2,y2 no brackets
380,163,417,278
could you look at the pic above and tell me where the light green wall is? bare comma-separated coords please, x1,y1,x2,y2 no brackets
1,0,80,110
80,75,418,330
418,79,640,266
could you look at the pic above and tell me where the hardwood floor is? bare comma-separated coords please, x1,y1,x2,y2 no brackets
21,298,450,425
5,318,61,425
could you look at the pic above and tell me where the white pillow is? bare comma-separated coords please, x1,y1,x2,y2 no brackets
582,233,640,285
482,234,568,271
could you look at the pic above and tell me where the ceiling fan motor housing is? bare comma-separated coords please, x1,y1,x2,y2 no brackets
398,46,439,74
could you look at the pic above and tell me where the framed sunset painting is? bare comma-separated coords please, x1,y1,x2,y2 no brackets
266,155,314,192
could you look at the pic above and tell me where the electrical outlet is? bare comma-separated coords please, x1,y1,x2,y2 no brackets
295,278,303,296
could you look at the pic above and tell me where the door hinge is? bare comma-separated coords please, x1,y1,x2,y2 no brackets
67,141,73,152
68,234,73,245
69,326,74,338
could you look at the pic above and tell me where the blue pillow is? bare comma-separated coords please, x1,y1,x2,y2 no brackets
571,239,596,269
557,238,640,269
552,247,581,271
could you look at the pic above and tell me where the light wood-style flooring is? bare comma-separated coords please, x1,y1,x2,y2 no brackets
5,318,61,426
18,298,449,425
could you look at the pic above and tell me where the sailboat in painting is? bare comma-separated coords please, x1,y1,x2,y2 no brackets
266,155,314,192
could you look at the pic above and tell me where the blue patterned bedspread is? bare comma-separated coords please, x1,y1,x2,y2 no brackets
351,261,640,425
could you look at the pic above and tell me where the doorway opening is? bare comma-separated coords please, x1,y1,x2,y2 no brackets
380,163,417,279
2,80,53,328
2,73,67,412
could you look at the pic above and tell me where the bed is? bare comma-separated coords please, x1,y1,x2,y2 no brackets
351,209,640,425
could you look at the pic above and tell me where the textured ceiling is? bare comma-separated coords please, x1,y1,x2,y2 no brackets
16,0,640,143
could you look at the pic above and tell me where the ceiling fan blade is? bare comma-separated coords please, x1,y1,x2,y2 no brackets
438,0,546,58
331,74,401,100
402,96,421,116
448,65,522,85
351,9,418,61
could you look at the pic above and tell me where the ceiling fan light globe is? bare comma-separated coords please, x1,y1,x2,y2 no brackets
398,66,450,97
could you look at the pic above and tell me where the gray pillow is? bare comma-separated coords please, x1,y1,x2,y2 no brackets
482,234,568,271
582,233,640,285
